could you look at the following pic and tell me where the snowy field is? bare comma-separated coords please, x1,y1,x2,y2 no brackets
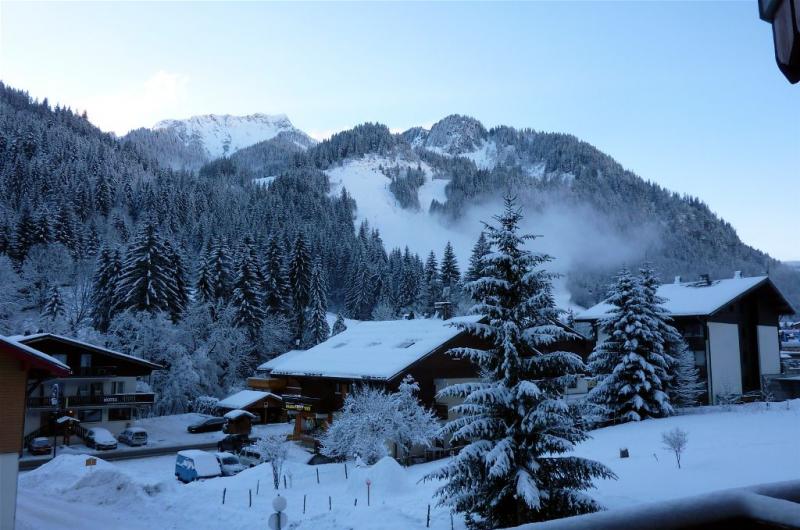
16,400,800,530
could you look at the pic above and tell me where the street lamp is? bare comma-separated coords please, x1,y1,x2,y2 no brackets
759,0,800,83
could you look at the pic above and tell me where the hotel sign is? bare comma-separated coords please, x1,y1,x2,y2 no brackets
285,402,313,412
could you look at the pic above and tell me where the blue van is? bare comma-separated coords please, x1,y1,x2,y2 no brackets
175,449,222,483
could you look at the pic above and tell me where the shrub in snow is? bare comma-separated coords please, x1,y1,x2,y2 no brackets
254,434,289,489
662,427,688,469
320,376,438,465
426,197,614,528
191,395,220,415
588,268,674,423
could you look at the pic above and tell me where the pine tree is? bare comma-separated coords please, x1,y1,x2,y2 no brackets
166,242,189,322
670,344,705,408
440,241,461,293
207,238,234,303
587,268,674,422
264,236,291,315
289,233,312,342
331,313,347,336
52,201,77,253
345,254,373,320
465,231,490,282
195,253,215,305
11,206,36,262
231,238,267,340
42,285,65,320
427,197,613,527
305,259,330,347
91,247,122,332
422,251,441,314
32,208,51,245
114,222,179,314
95,174,112,216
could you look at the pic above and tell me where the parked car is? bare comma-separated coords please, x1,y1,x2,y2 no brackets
214,452,246,476
118,427,148,446
175,450,222,483
238,446,266,468
187,416,226,434
217,433,258,453
85,427,118,450
27,436,52,455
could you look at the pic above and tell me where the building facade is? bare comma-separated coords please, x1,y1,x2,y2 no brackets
575,274,794,405
8,333,161,442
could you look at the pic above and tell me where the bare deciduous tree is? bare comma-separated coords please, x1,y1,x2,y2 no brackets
662,427,688,469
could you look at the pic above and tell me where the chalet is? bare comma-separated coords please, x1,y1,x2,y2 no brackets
5,333,162,444
217,389,283,424
252,314,591,446
0,335,69,530
575,273,795,405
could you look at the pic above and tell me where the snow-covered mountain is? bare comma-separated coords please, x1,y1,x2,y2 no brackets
152,113,314,160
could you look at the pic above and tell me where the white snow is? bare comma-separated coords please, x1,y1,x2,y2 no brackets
15,401,800,530
153,113,313,159
263,315,483,380
217,390,280,410
177,449,222,478
577,275,774,320
222,409,256,420
252,176,277,187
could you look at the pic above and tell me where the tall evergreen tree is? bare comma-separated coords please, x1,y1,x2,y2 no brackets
166,242,189,322
289,233,312,341
11,206,36,262
264,236,291,315
465,231,490,282
587,268,674,422
422,251,441,313
305,259,330,347
42,285,65,321
195,253,215,305
91,247,123,332
331,313,347,336
427,197,613,527
670,344,705,407
440,241,461,293
114,222,179,314
231,237,267,340
345,253,373,320
207,238,233,303
52,201,78,253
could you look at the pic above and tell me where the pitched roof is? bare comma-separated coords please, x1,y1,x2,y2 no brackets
576,275,793,321
0,335,70,376
223,409,256,420
259,315,483,381
217,389,281,409
7,333,163,370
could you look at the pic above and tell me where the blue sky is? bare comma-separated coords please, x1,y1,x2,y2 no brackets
1,1,797,260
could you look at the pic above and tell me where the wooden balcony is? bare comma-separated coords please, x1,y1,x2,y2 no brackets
27,392,156,409
246,376,287,392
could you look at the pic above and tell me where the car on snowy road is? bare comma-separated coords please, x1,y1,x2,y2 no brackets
175,450,222,483
187,416,226,433
215,452,246,476
118,427,148,446
27,437,52,455
85,427,118,450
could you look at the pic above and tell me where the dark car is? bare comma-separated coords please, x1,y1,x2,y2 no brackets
217,434,258,453
85,427,118,450
28,436,52,455
187,416,226,434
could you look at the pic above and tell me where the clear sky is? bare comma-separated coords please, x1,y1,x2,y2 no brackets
1,1,797,260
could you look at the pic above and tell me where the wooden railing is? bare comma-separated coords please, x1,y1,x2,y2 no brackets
27,392,155,408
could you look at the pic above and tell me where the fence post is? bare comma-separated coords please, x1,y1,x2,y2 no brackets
316,468,320,484
303,494,306,514
222,488,226,505
249,489,252,508
257,480,260,495
426,504,430,528
344,463,348,479
329,496,331,511
284,475,287,489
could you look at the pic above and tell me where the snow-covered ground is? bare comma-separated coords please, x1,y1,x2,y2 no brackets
16,401,800,529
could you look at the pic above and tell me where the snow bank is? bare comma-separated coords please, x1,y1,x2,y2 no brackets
345,457,412,498
20,454,173,507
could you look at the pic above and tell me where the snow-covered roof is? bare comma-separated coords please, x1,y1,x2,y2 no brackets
223,409,256,420
7,333,162,370
576,275,792,321
0,335,70,375
217,390,281,409
260,315,483,381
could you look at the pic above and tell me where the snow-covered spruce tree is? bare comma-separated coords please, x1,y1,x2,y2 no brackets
587,268,674,422
465,231,490,283
91,247,122,332
166,242,189,323
440,241,461,294
345,253,374,320
42,285,65,320
331,313,347,336
207,237,234,303
423,251,441,314
670,344,704,408
231,238,267,341
393,375,439,459
428,197,614,528
114,222,179,314
289,232,312,343
305,259,330,347
264,236,291,315
195,253,214,305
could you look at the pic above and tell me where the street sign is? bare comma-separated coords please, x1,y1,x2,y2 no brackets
268,512,288,530
272,496,287,512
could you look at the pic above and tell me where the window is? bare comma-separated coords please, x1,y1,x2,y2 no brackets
77,409,102,423
108,408,132,421
77,383,90,397
53,353,68,366
91,382,104,396
111,381,125,394
80,353,91,368
693,350,706,368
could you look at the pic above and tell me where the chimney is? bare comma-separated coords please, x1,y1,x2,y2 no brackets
733,271,742,279
434,301,453,320
674,275,682,284
700,274,711,285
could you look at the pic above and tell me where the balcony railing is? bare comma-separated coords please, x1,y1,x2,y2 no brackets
27,392,156,408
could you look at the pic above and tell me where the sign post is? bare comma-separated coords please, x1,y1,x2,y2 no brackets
85,457,97,471
268,496,288,530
